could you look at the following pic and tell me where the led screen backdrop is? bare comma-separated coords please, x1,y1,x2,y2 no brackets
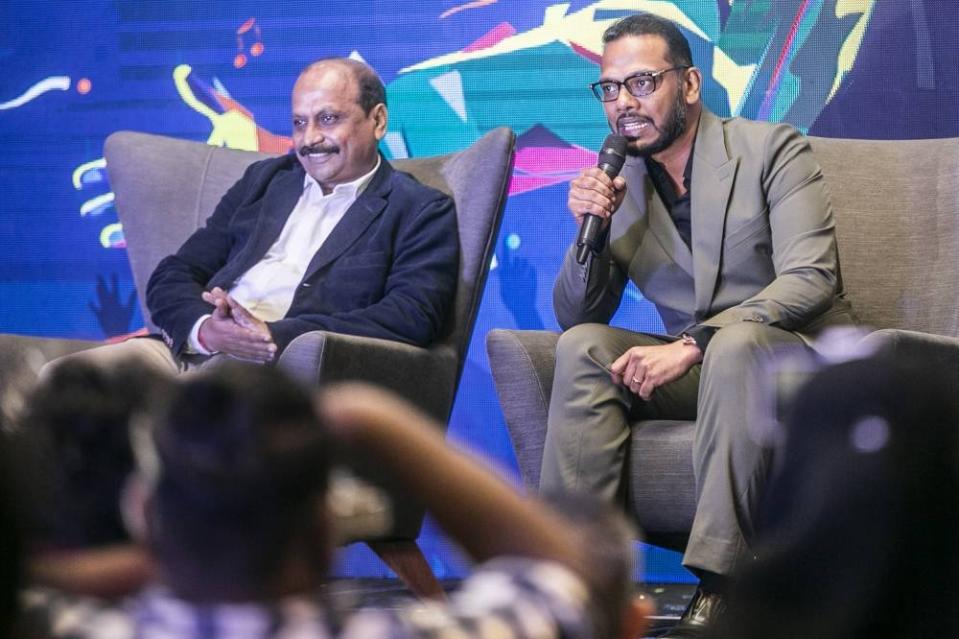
2,0,957,581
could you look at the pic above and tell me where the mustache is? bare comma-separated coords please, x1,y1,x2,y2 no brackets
299,143,340,156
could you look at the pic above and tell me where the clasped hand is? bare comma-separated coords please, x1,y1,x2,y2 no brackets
198,287,277,363
609,341,702,401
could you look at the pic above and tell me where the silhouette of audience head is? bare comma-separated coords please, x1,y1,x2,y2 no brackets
1,427,24,638
140,362,331,602
546,492,647,639
18,359,167,551
713,352,959,638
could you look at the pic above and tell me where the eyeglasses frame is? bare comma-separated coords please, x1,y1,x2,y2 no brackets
589,65,691,102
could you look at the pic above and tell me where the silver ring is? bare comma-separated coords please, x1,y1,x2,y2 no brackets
631,377,642,383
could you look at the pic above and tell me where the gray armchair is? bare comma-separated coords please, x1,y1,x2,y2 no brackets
0,128,514,597
487,135,959,551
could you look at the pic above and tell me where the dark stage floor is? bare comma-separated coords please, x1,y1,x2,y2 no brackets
326,578,695,637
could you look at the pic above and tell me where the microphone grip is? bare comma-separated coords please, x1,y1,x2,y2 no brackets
576,242,592,265
576,214,604,265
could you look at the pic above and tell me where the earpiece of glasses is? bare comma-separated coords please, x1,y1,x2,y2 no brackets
590,66,689,102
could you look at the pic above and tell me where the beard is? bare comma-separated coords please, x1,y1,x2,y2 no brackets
623,88,688,158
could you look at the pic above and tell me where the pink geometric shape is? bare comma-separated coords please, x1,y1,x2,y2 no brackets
514,146,596,174
509,145,599,195
508,175,569,196
464,22,517,52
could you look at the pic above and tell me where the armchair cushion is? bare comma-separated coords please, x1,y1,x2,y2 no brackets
486,329,696,548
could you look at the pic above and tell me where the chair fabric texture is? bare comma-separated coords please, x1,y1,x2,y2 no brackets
487,135,959,548
105,128,516,539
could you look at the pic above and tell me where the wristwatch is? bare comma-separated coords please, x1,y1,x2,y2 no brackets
679,333,699,348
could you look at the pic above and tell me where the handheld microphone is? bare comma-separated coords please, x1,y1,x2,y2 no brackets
576,134,627,265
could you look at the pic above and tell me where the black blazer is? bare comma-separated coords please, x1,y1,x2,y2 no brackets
147,153,459,355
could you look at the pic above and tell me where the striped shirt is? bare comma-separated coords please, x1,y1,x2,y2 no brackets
29,558,595,639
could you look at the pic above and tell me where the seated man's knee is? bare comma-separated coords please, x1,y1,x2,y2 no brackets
555,323,617,371
37,350,77,383
38,347,101,382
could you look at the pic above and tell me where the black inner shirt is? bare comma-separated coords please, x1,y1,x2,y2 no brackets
644,142,695,248
642,141,718,351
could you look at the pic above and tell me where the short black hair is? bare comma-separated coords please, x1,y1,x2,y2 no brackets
18,359,167,549
149,363,330,600
602,13,694,68
300,57,386,114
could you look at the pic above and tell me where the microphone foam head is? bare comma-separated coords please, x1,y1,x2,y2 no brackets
599,134,627,175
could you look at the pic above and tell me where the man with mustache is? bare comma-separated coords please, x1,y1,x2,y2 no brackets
543,14,855,637
59,57,458,371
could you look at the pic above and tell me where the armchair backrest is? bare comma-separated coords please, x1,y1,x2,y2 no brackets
104,129,515,386
809,136,959,338
104,134,274,333
389,128,515,382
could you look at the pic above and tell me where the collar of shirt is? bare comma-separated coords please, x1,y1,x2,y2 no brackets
303,154,381,200
643,133,696,206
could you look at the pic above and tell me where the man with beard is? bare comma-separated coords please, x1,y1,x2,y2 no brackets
51,57,457,372
542,14,855,638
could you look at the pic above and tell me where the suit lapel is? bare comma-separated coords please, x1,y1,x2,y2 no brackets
622,159,694,276
240,162,305,272
691,109,738,318
302,158,392,280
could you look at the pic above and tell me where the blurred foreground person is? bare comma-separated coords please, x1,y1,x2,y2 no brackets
66,363,652,638
712,352,959,638
1,428,26,638
11,360,167,635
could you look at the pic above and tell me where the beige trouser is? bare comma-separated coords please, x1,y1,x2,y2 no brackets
540,321,808,576
1,335,196,422
40,337,239,379
47,337,182,375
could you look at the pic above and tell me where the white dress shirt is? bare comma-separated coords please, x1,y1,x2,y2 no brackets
189,157,381,354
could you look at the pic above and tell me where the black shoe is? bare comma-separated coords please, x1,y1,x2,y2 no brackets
659,586,726,638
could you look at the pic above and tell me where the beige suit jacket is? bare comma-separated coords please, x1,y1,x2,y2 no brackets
554,108,856,344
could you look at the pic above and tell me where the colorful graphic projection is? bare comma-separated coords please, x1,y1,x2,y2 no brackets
233,17,265,69
388,0,876,158
0,77,72,110
62,1,881,270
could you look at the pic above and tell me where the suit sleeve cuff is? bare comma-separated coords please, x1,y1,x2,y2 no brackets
685,325,718,353
188,314,215,355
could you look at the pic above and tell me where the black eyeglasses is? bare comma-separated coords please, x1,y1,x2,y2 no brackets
590,66,689,102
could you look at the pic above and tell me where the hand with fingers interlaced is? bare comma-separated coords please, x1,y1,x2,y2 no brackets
198,287,277,363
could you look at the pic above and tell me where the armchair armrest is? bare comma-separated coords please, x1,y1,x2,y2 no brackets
485,329,560,490
0,335,105,423
278,330,458,539
278,330,458,422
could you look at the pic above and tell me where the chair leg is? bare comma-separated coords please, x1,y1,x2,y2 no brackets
367,540,446,600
